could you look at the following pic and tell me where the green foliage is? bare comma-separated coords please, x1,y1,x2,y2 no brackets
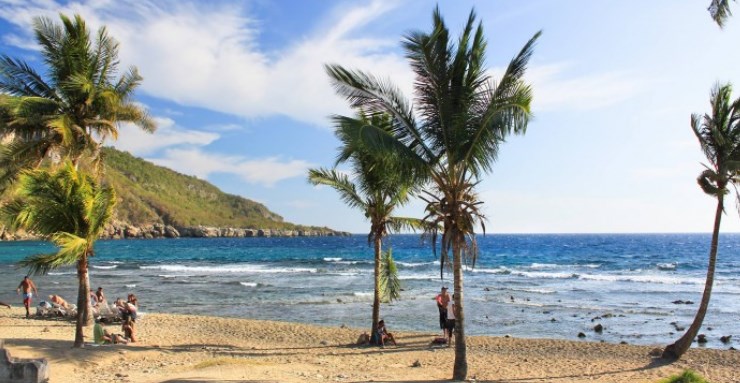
103,147,327,231
657,370,710,383
2,161,115,274
709,0,735,28
379,247,401,303
0,13,154,191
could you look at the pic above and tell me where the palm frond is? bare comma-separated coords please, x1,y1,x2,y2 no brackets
379,247,401,303
307,168,366,211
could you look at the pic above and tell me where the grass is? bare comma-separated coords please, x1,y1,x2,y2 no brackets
657,370,710,383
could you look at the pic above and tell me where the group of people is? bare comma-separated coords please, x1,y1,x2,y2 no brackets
10,276,139,343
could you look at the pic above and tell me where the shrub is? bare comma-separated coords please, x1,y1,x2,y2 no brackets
657,370,710,383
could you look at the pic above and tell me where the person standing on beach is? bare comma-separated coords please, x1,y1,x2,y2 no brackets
95,287,106,304
16,276,38,318
435,286,451,336
445,294,456,346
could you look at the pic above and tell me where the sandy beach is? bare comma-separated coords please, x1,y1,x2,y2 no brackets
0,307,737,383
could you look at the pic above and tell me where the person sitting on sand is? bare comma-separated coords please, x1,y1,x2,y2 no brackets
376,320,396,347
93,322,128,345
122,317,136,343
95,287,106,304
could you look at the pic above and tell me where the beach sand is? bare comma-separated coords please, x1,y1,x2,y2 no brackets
0,307,737,383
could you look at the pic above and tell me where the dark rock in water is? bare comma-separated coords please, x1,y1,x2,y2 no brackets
550,318,557,322
594,324,604,333
720,335,732,344
697,334,708,343
620,341,628,345
577,332,586,338
602,313,614,318
543,310,551,315
672,300,694,305
484,287,491,291
730,347,736,350
510,295,514,301
707,327,713,331
591,316,601,322
336,298,343,303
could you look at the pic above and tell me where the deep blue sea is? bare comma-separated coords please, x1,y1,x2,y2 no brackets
1,234,738,349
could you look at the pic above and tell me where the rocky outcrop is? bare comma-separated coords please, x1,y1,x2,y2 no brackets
0,222,350,241
0,339,49,383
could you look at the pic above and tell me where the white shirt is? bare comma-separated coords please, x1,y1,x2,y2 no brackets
447,300,455,320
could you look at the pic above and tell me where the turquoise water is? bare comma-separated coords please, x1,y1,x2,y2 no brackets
0,234,738,349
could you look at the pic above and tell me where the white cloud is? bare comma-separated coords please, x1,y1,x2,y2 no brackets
526,63,646,112
0,0,411,127
151,148,313,187
110,117,219,156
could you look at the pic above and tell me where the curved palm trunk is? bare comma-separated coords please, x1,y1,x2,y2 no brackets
371,235,382,338
74,255,91,348
452,230,468,380
663,195,723,359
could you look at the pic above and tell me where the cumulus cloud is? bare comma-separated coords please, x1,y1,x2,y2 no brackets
0,0,412,127
111,117,219,156
151,148,313,187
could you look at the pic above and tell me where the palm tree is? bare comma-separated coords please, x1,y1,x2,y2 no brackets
308,113,420,338
2,161,116,347
663,83,740,359
0,13,155,189
325,8,540,379
708,0,735,28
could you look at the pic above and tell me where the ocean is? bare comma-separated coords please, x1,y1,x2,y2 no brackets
0,233,738,349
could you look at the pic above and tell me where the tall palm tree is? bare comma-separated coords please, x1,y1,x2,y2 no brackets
0,13,155,189
308,113,420,338
709,0,735,28
325,8,540,379
663,83,740,359
2,161,116,347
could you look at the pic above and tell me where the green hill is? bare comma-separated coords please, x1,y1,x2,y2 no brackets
101,147,328,232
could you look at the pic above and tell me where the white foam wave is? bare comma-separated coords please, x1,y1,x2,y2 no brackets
657,262,677,271
158,274,194,279
353,292,373,297
323,257,342,262
125,284,136,288
530,263,558,269
142,264,317,274
511,271,577,279
576,273,702,285
240,282,258,287
396,260,440,267
92,265,117,270
510,287,556,294
48,271,75,276
471,267,510,275
399,275,435,280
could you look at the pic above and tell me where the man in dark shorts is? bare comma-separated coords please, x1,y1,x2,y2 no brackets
16,276,38,318
435,286,450,336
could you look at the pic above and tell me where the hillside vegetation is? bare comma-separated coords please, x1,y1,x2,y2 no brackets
102,147,326,231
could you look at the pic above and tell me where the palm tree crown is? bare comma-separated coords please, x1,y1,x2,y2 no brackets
0,13,155,188
3,161,115,347
325,7,540,379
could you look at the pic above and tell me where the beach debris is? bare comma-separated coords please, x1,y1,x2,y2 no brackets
41,327,49,333
620,341,628,345
594,324,604,333
340,323,347,329
320,340,329,346
697,334,708,344
504,334,511,338
671,300,694,305
411,360,422,367
720,335,732,343
648,348,663,357
577,332,586,338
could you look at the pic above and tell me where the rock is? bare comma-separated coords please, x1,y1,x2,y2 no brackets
320,340,329,346
550,318,557,322
720,335,732,344
0,339,49,383
411,360,422,368
707,327,713,331
697,334,708,343
484,287,490,291
602,313,614,318
648,348,662,357
672,300,694,305
730,346,736,350
577,332,586,338
594,324,604,333
620,341,628,345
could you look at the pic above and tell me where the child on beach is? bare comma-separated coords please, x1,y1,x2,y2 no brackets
376,320,396,347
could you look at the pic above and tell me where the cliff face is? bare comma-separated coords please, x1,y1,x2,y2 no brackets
0,148,349,240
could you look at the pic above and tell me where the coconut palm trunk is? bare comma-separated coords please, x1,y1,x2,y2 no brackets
371,233,382,337
451,230,467,380
663,194,723,359
74,254,91,347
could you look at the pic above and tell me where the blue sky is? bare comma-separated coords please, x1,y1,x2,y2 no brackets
1,0,740,234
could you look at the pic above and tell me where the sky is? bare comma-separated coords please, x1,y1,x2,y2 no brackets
1,0,739,234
